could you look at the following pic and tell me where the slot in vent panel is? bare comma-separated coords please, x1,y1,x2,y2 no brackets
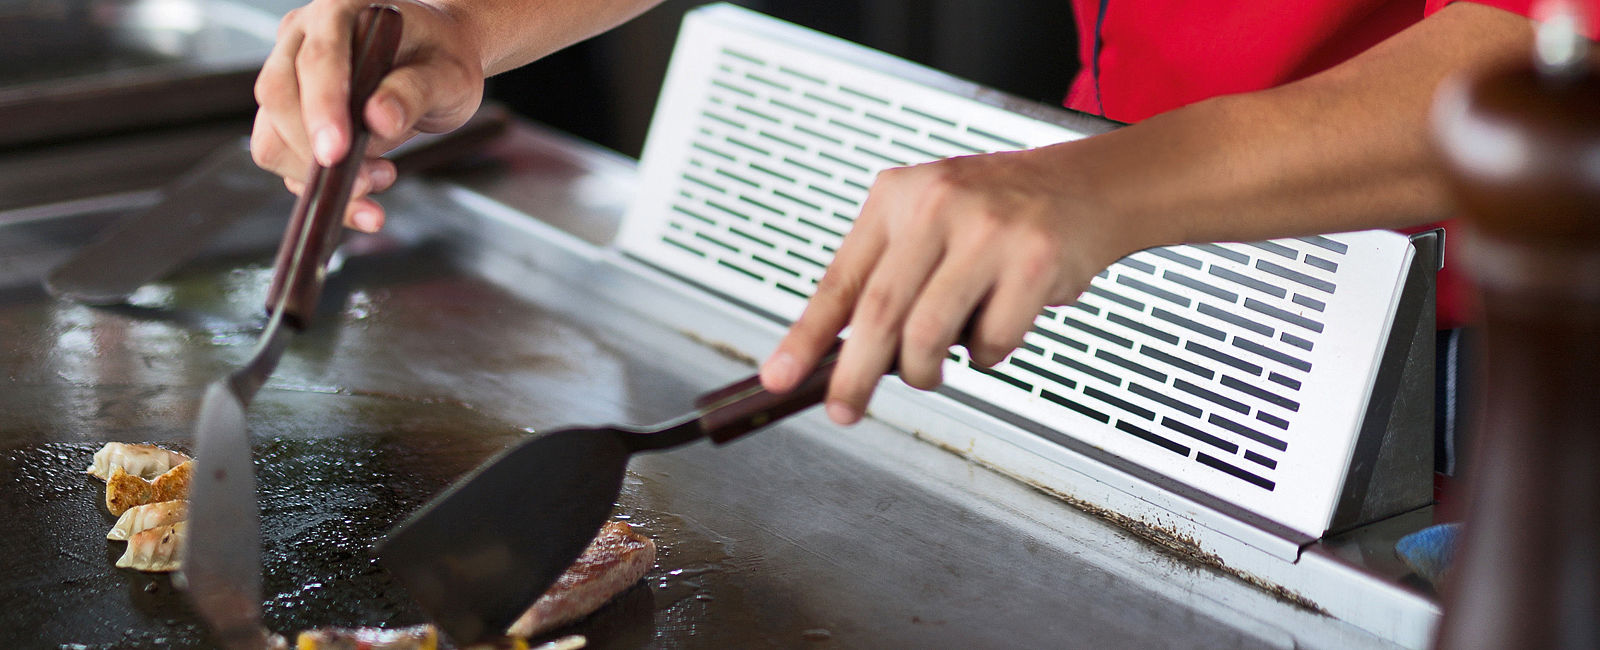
620,5,1414,538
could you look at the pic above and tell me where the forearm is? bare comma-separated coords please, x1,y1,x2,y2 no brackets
1066,2,1538,254
430,0,666,76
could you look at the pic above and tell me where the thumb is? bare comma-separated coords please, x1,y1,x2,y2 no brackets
362,59,483,143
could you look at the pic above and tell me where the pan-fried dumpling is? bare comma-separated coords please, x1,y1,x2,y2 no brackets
291,624,580,650
86,443,190,481
293,624,439,650
106,461,192,516
115,521,186,572
107,500,188,541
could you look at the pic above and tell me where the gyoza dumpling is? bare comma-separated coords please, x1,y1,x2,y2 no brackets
294,624,438,650
86,443,190,481
105,461,192,516
115,521,186,572
107,500,188,541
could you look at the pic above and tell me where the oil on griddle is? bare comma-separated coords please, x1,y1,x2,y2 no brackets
0,407,690,648
0,229,745,648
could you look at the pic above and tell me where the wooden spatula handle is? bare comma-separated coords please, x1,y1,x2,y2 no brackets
265,4,403,327
696,341,843,444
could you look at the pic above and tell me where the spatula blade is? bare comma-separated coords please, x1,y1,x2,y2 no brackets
375,427,632,645
179,380,269,649
44,142,275,305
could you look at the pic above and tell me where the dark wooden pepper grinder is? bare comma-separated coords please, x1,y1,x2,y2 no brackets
1431,6,1600,648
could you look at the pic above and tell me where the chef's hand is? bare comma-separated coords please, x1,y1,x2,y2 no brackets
759,145,1148,425
251,0,485,233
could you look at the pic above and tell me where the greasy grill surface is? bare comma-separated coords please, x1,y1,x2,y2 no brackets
0,199,696,647
0,132,1300,649
0,413,710,649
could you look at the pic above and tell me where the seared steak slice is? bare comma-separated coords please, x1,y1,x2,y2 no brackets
507,521,656,638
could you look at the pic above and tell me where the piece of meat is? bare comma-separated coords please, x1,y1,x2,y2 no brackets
529,636,587,650
506,521,656,639
107,499,188,541
287,523,647,648
85,442,190,481
115,520,186,572
105,460,192,516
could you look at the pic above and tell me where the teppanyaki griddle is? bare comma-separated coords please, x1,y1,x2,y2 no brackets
0,121,1341,649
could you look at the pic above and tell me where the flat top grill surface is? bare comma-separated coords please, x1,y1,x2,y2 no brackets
0,123,1384,649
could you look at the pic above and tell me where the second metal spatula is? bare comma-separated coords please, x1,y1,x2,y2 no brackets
43,101,510,306
376,345,845,646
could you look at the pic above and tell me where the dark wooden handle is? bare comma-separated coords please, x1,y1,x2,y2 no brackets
692,317,979,443
265,4,403,326
695,341,844,444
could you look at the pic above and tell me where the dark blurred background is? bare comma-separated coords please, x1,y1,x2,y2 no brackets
0,0,1079,194
488,0,1080,158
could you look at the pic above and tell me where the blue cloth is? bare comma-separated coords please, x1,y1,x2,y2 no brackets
1395,522,1462,588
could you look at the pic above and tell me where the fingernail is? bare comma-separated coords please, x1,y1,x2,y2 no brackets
313,126,340,166
826,401,858,425
353,208,381,233
379,97,405,134
761,351,799,390
371,164,396,190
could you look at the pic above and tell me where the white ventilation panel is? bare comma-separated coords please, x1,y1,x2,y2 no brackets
618,4,1418,540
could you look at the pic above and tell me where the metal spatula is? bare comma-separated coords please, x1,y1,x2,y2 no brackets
43,102,510,306
179,7,402,648
375,344,845,646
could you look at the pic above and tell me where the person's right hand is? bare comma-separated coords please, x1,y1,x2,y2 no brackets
251,0,486,233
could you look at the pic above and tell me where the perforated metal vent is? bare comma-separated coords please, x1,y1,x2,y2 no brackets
619,4,1415,538
966,238,1348,493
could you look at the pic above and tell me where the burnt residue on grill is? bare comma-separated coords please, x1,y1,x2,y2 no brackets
908,430,1329,616
1040,485,1326,616
676,330,759,368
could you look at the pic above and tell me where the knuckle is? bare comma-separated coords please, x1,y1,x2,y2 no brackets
919,171,959,206
974,329,1023,366
814,269,861,303
1051,278,1092,308
901,202,943,232
901,319,951,359
926,160,975,193
871,165,910,190
277,8,302,35
252,71,281,107
1014,242,1060,285
295,38,336,67
962,209,1003,244
445,56,482,91
249,136,275,170
854,283,900,327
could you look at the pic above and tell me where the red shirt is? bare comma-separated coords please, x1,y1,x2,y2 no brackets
1063,0,1598,328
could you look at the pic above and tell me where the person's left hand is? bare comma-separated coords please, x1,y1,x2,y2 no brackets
758,143,1156,424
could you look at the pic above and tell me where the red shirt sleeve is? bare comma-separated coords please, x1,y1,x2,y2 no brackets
1426,0,1600,38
